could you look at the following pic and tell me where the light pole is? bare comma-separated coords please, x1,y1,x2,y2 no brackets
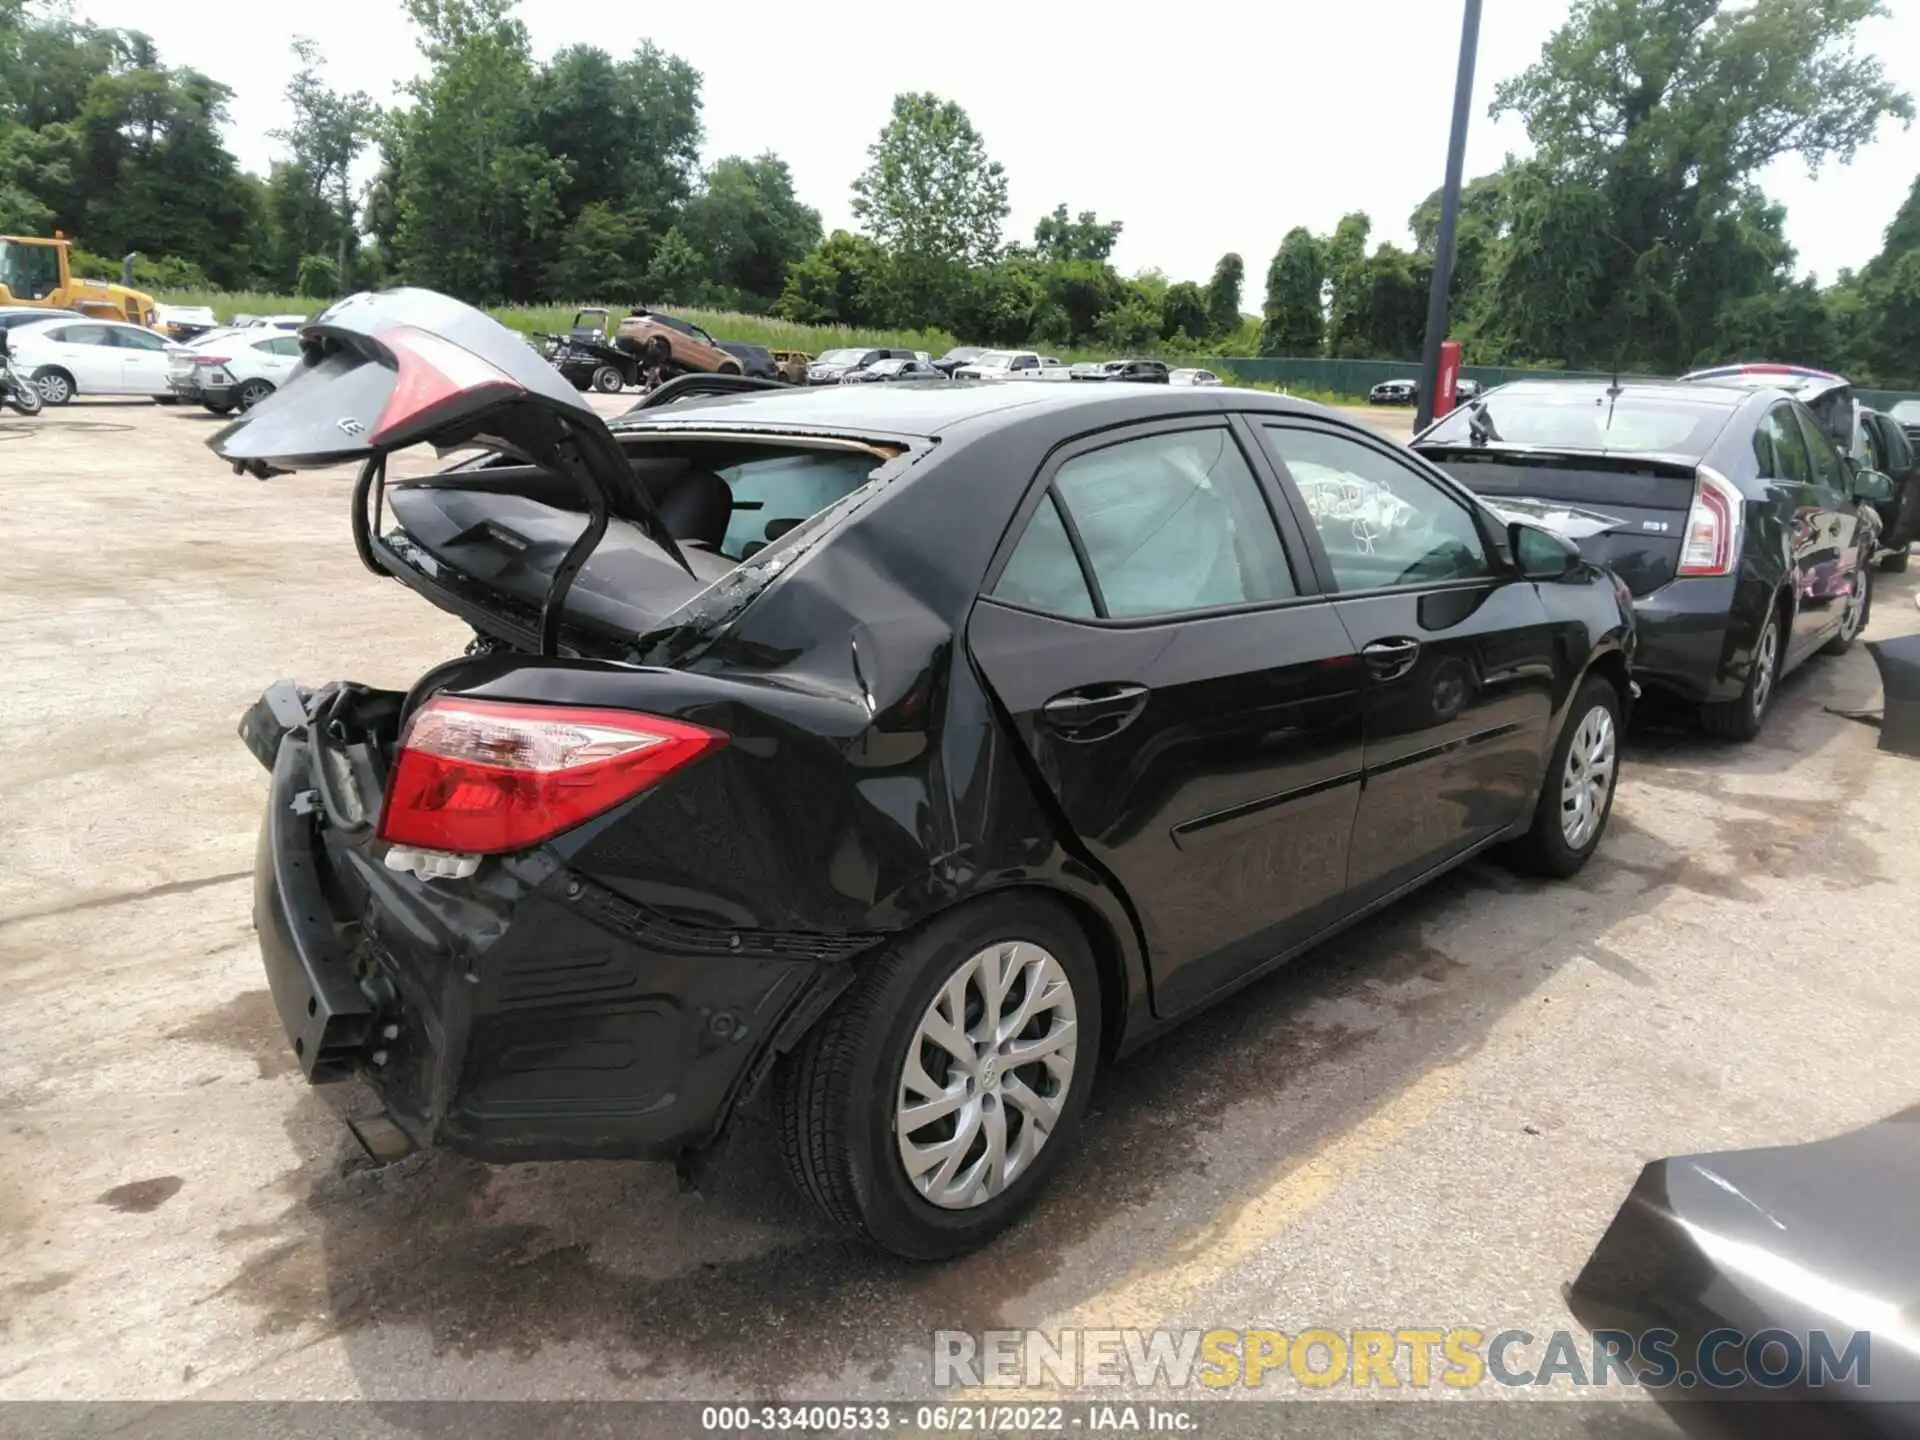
1415,0,1484,431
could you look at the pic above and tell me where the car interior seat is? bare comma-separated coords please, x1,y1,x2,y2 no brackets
652,468,734,551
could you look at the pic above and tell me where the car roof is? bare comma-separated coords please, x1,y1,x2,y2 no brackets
614,376,1333,439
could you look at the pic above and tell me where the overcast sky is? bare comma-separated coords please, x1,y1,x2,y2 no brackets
69,0,1920,291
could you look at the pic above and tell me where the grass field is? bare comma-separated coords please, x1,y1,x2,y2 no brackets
157,291,1376,402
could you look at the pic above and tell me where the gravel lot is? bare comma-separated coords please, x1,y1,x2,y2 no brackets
2,394,1916,1411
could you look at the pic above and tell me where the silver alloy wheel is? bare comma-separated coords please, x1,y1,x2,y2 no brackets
1751,621,1779,718
896,940,1078,1210
238,380,272,411
1840,574,1868,641
1560,704,1616,850
34,371,69,404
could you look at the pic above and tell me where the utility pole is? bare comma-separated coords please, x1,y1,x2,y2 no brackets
1415,0,1484,431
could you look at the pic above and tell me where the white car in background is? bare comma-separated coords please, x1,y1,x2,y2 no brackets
953,350,1069,381
1169,368,1223,387
166,326,304,413
7,316,185,405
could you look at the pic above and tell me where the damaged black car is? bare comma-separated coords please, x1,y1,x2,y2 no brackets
220,288,1634,1259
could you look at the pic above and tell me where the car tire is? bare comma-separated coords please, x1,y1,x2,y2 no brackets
590,365,624,393
153,394,178,406
1506,675,1621,879
32,368,73,406
203,402,234,416
775,893,1102,1259
1700,606,1782,742
717,362,742,376
1880,548,1910,573
236,379,273,411
1821,565,1872,655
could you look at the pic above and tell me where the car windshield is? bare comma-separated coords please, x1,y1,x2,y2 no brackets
940,348,980,360
1891,400,1920,425
869,358,909,375
817,349,868,366
975,352,1019,367
1421,388,1733,457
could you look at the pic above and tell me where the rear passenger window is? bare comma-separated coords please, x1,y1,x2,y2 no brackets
1795,406,1846,494
1051,428,1296,618
992,492,1096,617
1756,406,1811,483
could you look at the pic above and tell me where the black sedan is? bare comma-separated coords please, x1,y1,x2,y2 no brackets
1415,379,1892,741
213,288,1634,1259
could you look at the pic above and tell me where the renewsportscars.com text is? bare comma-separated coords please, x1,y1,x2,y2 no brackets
933,1326,1873,1391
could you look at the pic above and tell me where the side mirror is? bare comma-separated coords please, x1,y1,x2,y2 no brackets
1509,521,1580,580
1852,467,1896,505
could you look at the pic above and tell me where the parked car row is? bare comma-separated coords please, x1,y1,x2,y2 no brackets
0,305,313,413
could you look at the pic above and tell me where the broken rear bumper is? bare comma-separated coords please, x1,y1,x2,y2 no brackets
250,705,846,1163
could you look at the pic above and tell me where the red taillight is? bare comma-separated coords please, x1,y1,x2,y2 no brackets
377,698,726,856
192,355,230,366
1677,465,1743,577
370,326,522,447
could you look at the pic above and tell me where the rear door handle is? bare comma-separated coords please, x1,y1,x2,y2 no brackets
1042,683,1150,738
1362,638,1421,680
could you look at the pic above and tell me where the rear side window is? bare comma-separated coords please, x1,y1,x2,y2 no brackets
262,335,302,356
992,492,1095,617
997,428,1296,620
714,451,876,561
1794,406,1846,494
1755,405,1811,483
52,324,110,346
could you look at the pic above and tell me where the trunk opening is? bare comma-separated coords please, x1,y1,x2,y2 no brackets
371,434,902,658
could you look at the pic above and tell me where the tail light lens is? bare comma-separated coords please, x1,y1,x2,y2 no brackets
370,326,522,447
377,698,726,856
1677,465,1743,577
192,355,231,366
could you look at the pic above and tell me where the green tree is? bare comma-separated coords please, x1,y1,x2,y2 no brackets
1097,294,1161,351
1204,252,1244,337
1321,212,1375,357
271,38,377,293
530,40,702,256
1159,279,1209,341
543,200,644,300
1260,227,1325,357
641,224,703,305
774,229,892,326
945,257,1040,345
679,153,821,304
260,160,335,291
851,92,1008,270
391,0,569,300
1480,0,1912,368
1033,203,1122,262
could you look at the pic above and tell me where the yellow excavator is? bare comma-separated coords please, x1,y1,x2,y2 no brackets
0,233,157,327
